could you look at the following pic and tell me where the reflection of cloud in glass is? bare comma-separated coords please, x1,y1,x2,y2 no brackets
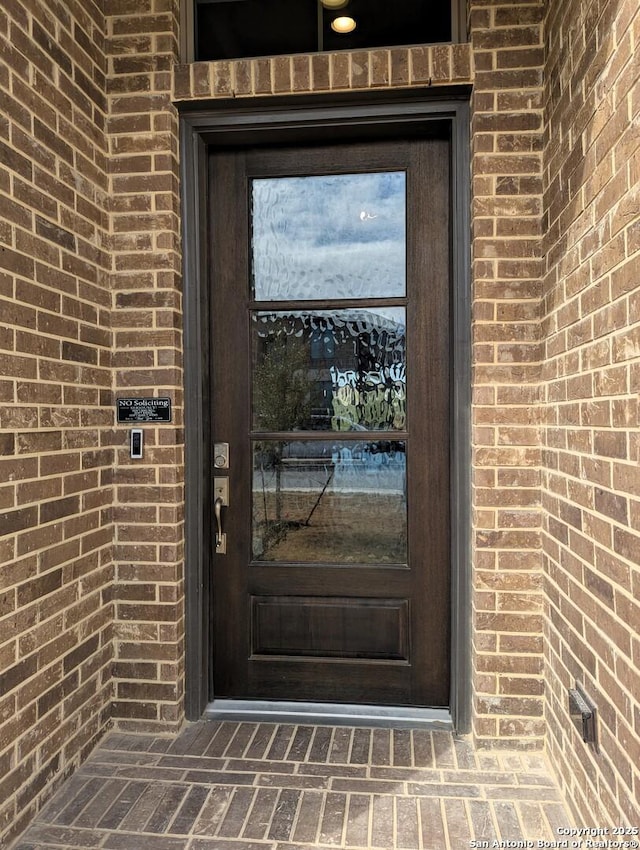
252,172,406,300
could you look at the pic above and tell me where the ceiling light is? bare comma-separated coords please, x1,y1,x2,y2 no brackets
331,15,356,33
320,0,349,8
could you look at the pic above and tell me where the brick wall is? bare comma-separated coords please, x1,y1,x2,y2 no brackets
542,0,640,825
468,0,546,749
2,0,638,844
0,0,113,844
105,0,185,732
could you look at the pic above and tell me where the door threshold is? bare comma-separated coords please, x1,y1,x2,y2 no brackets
205,699,453,730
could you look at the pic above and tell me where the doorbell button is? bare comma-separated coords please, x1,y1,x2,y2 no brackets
130,429,143,459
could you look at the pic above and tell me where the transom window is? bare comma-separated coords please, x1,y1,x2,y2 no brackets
194,0,456,62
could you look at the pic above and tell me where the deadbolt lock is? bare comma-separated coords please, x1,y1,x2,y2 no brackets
214,442,229,469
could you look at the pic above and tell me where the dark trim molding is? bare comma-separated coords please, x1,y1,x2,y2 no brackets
182,129,210,719
180,91,472,732
180,0,195,63
453,0,469,42
450,101,472,734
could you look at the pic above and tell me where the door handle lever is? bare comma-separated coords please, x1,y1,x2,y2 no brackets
214,496,227,553
213,477,229,554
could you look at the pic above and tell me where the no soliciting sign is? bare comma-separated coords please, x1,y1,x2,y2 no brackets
117,397,172,423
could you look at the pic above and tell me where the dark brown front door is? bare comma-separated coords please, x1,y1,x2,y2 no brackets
209,137,451,707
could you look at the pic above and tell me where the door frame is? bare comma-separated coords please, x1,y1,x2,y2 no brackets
179,89,472,732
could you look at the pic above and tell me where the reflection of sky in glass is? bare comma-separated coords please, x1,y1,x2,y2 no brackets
252,172,406,300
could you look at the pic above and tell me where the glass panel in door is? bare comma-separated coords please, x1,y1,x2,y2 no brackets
251,172,406,300
252,438,407,562
251,308,407,432
250,171,408,567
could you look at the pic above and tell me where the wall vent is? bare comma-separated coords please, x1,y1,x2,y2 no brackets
568,683,599,752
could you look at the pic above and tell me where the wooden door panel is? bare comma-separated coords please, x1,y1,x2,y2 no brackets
247,565,411,596
247,659,413,704
251,596,409,659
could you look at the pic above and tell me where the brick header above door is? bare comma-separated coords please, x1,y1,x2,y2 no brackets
172,43,473,101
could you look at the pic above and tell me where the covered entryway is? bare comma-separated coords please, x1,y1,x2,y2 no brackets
181,96,471,729
15,720,574,849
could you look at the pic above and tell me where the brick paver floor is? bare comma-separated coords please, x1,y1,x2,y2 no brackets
14,721,575,850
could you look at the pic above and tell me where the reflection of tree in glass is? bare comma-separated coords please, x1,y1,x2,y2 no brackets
254,332,310,552
254,330,309,431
